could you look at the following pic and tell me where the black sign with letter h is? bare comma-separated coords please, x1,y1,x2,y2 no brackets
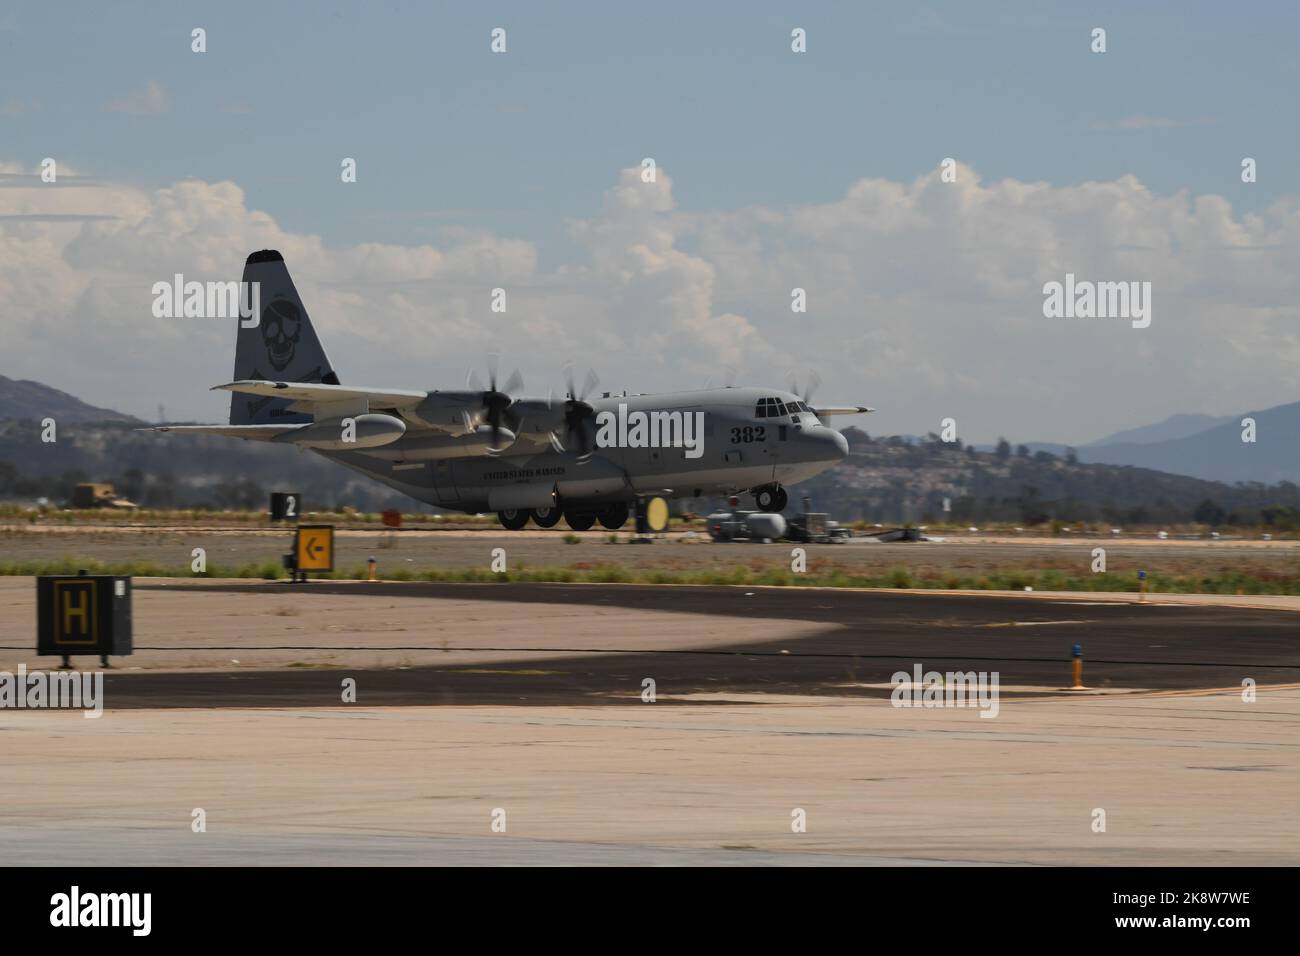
36,574,133,664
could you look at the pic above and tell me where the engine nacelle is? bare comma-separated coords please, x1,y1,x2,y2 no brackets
407,393,487,432
281,413,406,450
508,398,568,435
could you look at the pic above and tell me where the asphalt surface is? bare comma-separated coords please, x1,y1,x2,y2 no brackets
81,581,1300,708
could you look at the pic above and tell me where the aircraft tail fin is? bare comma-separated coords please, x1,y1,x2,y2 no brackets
230,250,340,425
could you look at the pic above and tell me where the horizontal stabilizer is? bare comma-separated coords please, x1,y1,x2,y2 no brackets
147,423,304,442
214,380,427,407
813,405,874,417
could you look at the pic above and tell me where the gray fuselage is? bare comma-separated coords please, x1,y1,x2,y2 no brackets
324,386,848,513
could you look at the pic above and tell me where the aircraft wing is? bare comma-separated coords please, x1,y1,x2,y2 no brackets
146,424,303,442
813,405,875,417
212,380,428,408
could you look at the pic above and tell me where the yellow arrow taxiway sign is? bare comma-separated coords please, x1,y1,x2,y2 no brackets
295,524,335,573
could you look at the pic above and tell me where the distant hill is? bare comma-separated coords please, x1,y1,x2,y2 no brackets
1076,401,1300,484
2,377,1298,521
0,418,417,512
1085,412,1234,447
794,428,1300,526
973,402,1298,485
973,441,1072,458
978,413,1234,460
0,375,141,424
0,376,417,511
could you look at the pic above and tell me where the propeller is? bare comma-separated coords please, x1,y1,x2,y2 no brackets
550,363,600,461
786,369,822,405
466,352,523,453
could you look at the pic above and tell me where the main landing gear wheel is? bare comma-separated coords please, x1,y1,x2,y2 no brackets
531,506,562,528
564,511,596,532
497,508,529,530
598,503,630,530
755,486,788,513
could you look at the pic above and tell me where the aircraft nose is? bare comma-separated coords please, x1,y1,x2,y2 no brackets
823,427,848,461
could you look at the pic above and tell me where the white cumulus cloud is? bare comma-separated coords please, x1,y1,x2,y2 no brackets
2,161,1299,444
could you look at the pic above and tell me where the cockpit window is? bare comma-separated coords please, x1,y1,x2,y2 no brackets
755,397,819,419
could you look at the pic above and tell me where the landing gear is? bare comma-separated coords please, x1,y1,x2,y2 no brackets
531,506,562,528
497,508,529,530
754,485,788,513
598,503,630,530
564,511,596,532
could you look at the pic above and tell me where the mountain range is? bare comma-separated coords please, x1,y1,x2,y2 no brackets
974,403,1298,484
2,376,1298,520
0,375,142,425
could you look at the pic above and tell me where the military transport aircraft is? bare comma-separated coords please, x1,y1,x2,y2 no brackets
156,251,872,530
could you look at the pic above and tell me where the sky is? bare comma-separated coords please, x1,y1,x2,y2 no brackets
2,1,1299,444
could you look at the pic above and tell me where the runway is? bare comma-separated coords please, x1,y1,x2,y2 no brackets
2,579,1296,707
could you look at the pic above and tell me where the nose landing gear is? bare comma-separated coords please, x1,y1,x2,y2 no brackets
754,484,788,513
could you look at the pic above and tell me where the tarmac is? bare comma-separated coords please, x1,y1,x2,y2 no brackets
1,577,1297,865
2,578,1296,705
2,690,1297,865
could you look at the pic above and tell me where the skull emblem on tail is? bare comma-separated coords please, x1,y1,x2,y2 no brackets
261,299,301,372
